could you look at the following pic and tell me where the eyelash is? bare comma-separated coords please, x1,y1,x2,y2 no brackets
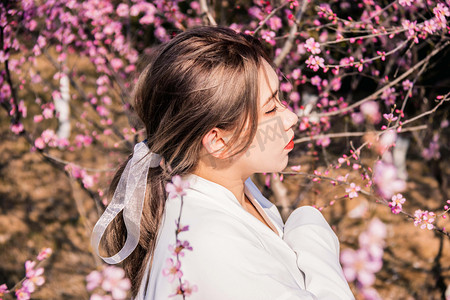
265,106,277,114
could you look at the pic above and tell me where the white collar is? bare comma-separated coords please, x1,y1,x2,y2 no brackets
182,173,284,237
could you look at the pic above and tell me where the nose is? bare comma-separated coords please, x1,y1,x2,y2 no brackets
282,108,299,131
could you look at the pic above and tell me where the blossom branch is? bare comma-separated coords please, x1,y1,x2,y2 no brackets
253,3,289,35
273,0,308,67
314,41,450,118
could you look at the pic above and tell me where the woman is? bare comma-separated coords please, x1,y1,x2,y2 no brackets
92,26,354,300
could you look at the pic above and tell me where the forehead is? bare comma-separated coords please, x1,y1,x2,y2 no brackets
258,60,279,105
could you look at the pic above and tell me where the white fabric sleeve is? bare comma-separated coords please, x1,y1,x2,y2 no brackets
152,215,318,300
283,206,355,300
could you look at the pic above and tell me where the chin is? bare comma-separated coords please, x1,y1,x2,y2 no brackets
263,156,289,173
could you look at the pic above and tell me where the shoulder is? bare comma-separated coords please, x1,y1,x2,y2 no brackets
164,194,263,246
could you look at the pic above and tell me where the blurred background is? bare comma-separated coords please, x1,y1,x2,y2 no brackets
0,0,449,299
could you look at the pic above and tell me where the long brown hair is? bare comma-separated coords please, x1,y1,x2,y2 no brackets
103,26,271,296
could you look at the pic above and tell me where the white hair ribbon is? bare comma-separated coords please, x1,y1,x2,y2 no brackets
91,141,162,264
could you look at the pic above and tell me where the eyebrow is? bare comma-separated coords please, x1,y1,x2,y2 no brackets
263,89,279,107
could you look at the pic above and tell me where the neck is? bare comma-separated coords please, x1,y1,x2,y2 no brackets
191,162,249,206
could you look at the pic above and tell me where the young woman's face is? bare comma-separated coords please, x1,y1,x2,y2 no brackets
233,60,299,175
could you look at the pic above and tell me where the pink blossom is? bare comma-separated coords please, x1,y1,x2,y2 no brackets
261,30,276,46
373,161,406,199
34,137,45,149
434,3,450,26
0,51,10,63
96,105,110,117
36,36,46,48
423,19,438,35
37,248,52,261
24,260,45,292
310,75,321,87
305,55,325,72
162,258,183,283
86,270,102,291
42,107,54,119
181,280,198,296
383,113,398,123
402,20,418,39
101,266,131,300
305,38,321,54
248,6,263,20
422,133,440,160
381,87,396,106
18,100,27,118
166,175,190,199
116,4,129,17
96,75,110,86
82,174,95,188
110,58,123,71
169,240,193,257
75,134,93,148
360,101,380,124
15,284,32,300
176,222,190,233
360,287,382,300
341,248,382,287
399,0,413,7
289,92,300,102
291,69,301,80
346,183,361,199
155,26,169,42
358,218,386,259
0,283,9,297
34,115,44,123
171,280,198,297
90,294,113,300
389,193,406,214
11,123,24,134
316,137,330,147
291,165,301,172
414,209,435,230
402,79,413,91
280,82,293,93
267,16,282,31
330,77,341,91
351,112,364,125
41,129,56,144
378,130,397,154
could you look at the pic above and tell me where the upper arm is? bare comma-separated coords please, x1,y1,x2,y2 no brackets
284,206,355,300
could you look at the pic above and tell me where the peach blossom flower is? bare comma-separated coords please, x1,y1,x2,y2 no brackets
389,194,406,214
346,183,361,199
414,210,435,230
162,258,183,283
166,175,190,199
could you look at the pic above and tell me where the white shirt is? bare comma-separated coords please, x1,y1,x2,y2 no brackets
135,174,354,300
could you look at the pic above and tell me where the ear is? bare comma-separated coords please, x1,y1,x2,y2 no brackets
201,128,230,159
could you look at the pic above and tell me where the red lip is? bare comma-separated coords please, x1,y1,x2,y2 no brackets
285,137,294,150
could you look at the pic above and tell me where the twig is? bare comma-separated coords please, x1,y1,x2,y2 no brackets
294,125,427,144
41,152,116,173
319,28,407,46
199,0,217,26
394,61,429,127
401,96,448,127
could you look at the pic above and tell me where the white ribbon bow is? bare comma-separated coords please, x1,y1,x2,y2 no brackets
91,141,162,264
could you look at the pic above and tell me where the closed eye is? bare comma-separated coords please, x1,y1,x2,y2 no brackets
265,106,277,115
